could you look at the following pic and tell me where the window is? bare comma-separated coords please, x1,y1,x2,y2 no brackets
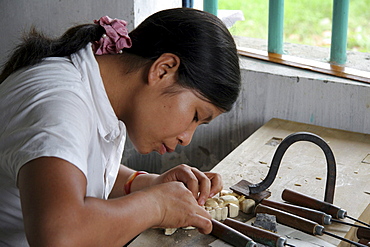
219,0,370,53
216,0,370,83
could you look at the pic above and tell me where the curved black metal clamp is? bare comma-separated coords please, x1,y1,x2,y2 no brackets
230,132,337,203
248,132,337,203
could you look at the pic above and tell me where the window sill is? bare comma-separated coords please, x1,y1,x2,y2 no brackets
234,36,370,84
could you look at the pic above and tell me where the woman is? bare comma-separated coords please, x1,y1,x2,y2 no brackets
0,8,240,246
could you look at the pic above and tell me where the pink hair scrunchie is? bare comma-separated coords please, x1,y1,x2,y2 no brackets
93,16,132,55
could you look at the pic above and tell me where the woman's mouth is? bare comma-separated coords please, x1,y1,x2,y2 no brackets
159,144,174,155
165,145,174,153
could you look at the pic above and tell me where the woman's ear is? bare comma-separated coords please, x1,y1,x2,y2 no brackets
147,53,180,86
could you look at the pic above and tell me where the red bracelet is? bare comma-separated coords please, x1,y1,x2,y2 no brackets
124,171,148,195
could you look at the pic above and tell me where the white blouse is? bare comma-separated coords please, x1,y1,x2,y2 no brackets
0,44,126,245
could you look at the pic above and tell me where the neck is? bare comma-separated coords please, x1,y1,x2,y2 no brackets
95,54,144,121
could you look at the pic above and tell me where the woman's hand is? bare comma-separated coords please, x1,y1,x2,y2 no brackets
143,181,213,234
152,164,223,206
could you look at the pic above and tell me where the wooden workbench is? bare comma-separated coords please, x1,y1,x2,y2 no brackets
129,118,370,246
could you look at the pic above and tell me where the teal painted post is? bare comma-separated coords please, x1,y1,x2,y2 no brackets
330,0,349,65
268,0,284,54
203,0,218,16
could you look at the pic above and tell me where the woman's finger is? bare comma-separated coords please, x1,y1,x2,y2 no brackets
204,172,223,197
190,167,211,205
154,165,223,205
192,213,213,235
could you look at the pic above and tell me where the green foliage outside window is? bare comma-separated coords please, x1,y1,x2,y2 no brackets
219,0,370,53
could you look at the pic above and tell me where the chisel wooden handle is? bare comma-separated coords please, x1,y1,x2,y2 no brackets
261,199,332,225
211,219,257,247
223,218,286,247
255,204,324,236
358,239,370,247
357,227,370,240
282,189,346,219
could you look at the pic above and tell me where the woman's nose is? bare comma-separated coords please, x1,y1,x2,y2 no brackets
178,124,197,146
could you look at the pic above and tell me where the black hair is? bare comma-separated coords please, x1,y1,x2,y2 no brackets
0,8,240,111
0,24,105,83
126,8,240,111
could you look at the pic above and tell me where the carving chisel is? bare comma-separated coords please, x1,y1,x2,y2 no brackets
358,238,370,247
282,188,370,227
211,219,257,247
261,199,331,225
357,227,370,240
255,204,368,247
223,218,288,247
261,199,370,230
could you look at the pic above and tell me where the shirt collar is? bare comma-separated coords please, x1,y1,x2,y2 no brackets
71,44,124,141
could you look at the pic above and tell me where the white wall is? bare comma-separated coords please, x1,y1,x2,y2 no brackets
133,0,180,27
0,0,180,67
237,58,370,136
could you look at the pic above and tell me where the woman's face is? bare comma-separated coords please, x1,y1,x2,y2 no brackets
125,87,223,155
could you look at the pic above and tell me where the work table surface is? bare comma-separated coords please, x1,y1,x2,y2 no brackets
129,118,370,246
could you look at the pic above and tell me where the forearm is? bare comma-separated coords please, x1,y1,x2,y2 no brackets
130,173,159,193
80,191,160,246
19,158,161,247
109,165,135,198
109,164,159,198
25,190,160,247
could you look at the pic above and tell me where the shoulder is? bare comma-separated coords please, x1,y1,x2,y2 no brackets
1,57,83,95
0,55,96,153
1,54,93,106
25,56,84,88
0,59,94,182
0,47,103,183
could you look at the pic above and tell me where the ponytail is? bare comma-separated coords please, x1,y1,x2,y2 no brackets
0,24,105,83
